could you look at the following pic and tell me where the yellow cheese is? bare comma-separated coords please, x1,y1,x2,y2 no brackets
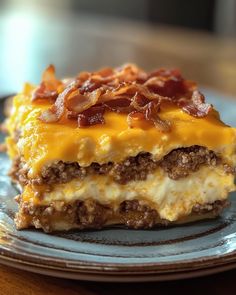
6,84,236,177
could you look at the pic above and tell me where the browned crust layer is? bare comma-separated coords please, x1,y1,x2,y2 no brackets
10,146,224,186
15,198,229,233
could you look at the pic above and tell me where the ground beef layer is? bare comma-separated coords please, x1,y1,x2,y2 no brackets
11,146,222,186
15,198,229,232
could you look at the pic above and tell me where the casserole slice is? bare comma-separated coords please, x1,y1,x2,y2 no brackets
6,64,236,232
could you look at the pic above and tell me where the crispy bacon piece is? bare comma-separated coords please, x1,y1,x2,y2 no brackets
40,81,79,123
78,106,105,127
36,64,211,130
32,65,61,101
144,101,170,132
42,65,59,86
66,89,101,113
104,98,133,113
131,94,151,111
178,90,212,118
39,109,58,123
127,111,145,128
32,82,58,101
145,69,187,98
99,83,166,104
127,101,170,131
115,63,147,83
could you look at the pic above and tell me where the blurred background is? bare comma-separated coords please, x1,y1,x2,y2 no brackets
0,0,236,96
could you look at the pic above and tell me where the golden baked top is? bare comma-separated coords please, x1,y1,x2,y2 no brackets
6,64,236,176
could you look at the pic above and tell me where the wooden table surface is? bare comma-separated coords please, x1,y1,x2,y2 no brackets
1,10,236,295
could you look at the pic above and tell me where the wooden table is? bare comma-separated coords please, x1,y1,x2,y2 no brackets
1,10,236,295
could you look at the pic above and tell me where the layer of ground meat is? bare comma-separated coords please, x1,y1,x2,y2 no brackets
11,146,222,186
160,146,220,180
15,198,229,232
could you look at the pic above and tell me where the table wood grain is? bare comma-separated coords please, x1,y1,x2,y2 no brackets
0,12,236,295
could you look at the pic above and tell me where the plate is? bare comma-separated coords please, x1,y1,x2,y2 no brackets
0,89,236,282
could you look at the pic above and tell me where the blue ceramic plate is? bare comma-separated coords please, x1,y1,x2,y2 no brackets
0,89,236,282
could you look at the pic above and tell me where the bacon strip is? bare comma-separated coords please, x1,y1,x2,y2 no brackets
131,94,151,111
78,106,105,127
178,90,212,118
39,109,58,123
31,82,58,101
32,65,61,101
104,98,133,113
144,101,170,132
40,81,79,122
66,89,101,113
127,111,145,128
36,64,212,130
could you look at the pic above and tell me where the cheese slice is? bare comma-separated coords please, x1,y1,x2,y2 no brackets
6,84,236,178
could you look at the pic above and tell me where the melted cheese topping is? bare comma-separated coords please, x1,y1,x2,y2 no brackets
22,166,235,221
6,84,236,177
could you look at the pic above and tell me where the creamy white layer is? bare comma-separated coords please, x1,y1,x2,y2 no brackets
35,166,235,222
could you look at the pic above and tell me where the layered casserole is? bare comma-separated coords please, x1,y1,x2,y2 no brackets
5,64,236,232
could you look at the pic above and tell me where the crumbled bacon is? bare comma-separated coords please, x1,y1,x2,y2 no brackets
40,81,79,122
145,69,190,98
36,64,212,131
127,111,145,128
144,101,170,132
39,109,58,123
104,98,133,113
66,89,102,113
80,79,101,94
96,83,167,108
32,65,62,101
78,106,105,127
131,94,152,111
177,90,212,118
31,82,58,101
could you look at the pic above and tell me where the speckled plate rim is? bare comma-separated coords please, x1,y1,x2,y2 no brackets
1,255,236,282
1,241,236,275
